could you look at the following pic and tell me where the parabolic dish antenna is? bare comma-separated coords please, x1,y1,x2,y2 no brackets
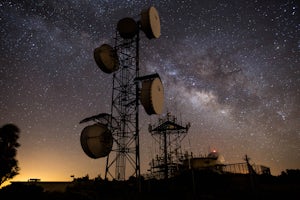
140,77,164,115
80,123,113,159
79,113,118,129
94,44,119,74
140,6,161,39
117,17,138,39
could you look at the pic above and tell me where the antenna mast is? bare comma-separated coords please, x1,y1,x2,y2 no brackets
79,6,163,182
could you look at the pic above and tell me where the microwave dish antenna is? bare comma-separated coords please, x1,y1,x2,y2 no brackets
140,77,164,115
140,6,161,39
117,17,139,39
80,123,113,159
79,113,118,128
94,44,119,74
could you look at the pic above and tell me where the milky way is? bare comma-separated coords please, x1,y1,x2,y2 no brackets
1,0,299,181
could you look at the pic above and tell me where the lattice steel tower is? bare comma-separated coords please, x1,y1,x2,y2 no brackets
79,6,163,182
104,28,140,180
148,113,190,179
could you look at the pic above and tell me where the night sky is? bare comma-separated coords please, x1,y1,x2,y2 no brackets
1,0,299,182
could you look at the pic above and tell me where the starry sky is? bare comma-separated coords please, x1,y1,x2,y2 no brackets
1,0,299,182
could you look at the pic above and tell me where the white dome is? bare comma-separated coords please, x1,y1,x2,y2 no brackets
208,151,225,164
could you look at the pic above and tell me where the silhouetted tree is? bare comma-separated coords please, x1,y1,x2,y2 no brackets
0,124,20,187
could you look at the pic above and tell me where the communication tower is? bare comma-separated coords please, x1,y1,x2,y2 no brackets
79,6,163,181
148,112,190,179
